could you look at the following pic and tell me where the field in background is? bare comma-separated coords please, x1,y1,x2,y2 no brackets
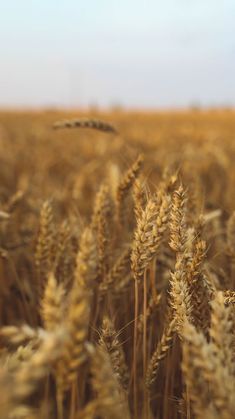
0,110,235,418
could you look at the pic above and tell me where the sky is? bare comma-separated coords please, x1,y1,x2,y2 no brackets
0,0,235,109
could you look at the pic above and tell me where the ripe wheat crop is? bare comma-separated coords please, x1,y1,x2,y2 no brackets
0,109,235,418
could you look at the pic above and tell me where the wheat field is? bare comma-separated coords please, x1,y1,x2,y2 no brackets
0,109,235,419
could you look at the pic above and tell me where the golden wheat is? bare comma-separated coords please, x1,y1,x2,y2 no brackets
0,109,235,418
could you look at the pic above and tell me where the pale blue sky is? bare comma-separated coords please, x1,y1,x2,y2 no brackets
0,0,234,108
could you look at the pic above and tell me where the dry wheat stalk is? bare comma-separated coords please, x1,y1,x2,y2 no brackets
54,227,98,391
40,271,65,331
92,185,113,281
133,178,147,221
90,345,130,419
153,172,177,212
145,317,176,389
182,319,235,419
5,344,34,376
185,237,210,332
114,273,132,294
5,190,24,212
56,283,91,392
116,154,143,221
99,317,129,391
0,325,47,346
91,184,113,228
186,238,206,283
210,291,234,375
131,193,170,281
35,200,55,298
99,246,131,294
138,293,162,333
169,185,187,254
54,220,71,273
182,320,216,419
54,227,76,288
170,256,193,334
96,214,109,281
53,118,117,133
74,227,98,289
13,328,66,401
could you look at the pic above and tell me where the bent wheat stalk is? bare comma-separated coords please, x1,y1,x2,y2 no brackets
53,118,117,133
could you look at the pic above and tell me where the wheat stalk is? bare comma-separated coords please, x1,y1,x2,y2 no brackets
53,118,117,133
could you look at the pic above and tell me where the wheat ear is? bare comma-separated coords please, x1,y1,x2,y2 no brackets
53,118,117,133
99,317,129,391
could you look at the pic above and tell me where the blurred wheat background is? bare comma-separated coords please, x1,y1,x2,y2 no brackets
0,110,235,418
